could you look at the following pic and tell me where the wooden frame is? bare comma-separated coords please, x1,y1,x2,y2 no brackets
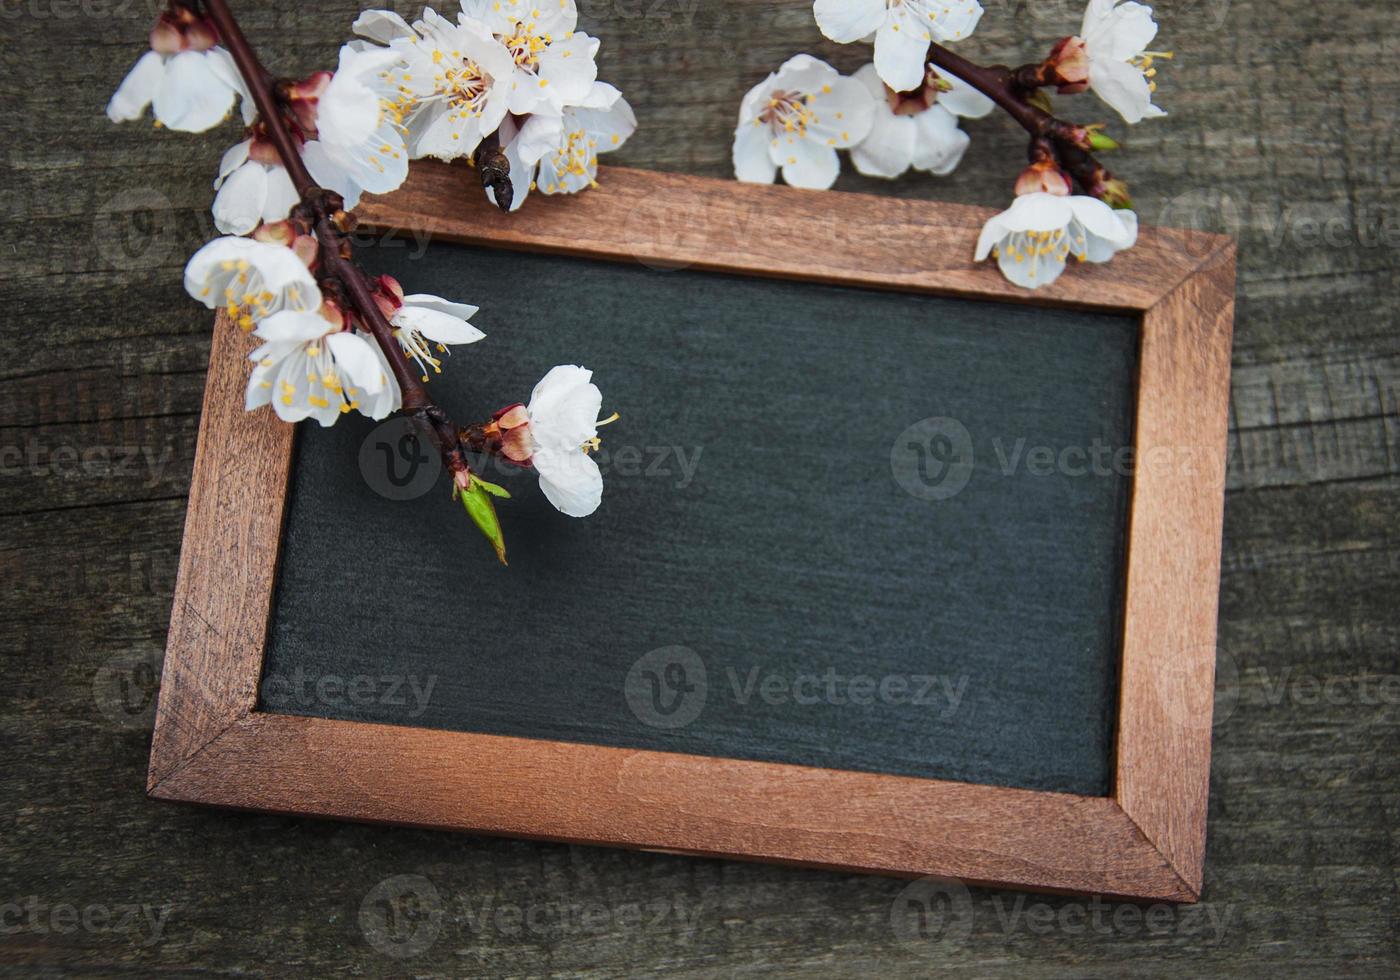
148,165,1235,902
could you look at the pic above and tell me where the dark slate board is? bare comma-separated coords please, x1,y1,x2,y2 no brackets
258,241,1138,797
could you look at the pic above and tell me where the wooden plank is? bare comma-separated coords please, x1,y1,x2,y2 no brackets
151,713,1195,902
357,163,1221,313
145,312,294,789
1114,245,1236,897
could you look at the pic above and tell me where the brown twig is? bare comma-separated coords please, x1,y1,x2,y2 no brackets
473,129,514,213
199,0,469,471
925,40,1126,204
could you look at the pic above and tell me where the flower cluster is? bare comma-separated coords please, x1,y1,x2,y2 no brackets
352,0,636,211
108,0,626,557
110,0,635,229
733,0,1169,288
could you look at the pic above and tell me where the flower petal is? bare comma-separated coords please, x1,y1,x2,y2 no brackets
215,139,252,186
253,310,334,344
536,31,600,107
393,305,485,345
911,104,969,176
1085,0,1158,61
353,8,415,43
733,116,778,184
1090,57,1164,124
781,140,841,190
107,50,164,123
534,447,603,517
401,293,480,321
997,238,1068,289
528,364,602,451
874,13,935,92
849,68,914,179
153,50,236,133
932,67,995,119
261,165,299,224
326,331,387,396
925,0,984,43
814,0,887,43
996,192,1074,233
807,74,877,147
212,161,268,236
1068,196,1137,248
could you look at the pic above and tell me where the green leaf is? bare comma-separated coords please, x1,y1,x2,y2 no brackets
458,480,508,565
472,476,512,499
1086,130,1120,151
1027,89,1055,115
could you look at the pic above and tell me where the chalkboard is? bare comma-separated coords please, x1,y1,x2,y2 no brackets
258,240,1138,798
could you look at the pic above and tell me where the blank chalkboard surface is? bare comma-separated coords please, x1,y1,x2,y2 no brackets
258,240,1138,797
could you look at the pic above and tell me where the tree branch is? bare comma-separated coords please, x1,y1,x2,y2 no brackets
925,40,1126,204
200,0,470,471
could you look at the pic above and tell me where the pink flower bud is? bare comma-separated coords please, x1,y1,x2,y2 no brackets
285,71,332,137
252,220,294,247
318,299,346,332
1015,160,1073,197
149,8,219,55
291,234,320,270
1047,36,1090,93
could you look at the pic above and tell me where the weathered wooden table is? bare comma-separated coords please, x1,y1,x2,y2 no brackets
4,0,1397,974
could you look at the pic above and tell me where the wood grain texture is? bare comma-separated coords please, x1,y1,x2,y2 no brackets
4,0,1398,974
152,713,1195,901
146,312,293,789
356,163,1219,312
148,169,1229,902
1116,244,1237,896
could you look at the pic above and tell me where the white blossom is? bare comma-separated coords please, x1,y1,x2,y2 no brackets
184,236,321,330
974,192,1138,289
813,0,985,92
492,365,610,517
1075,0,1168,124
107,47,244,133
732,55,876,191
353,8,517,161
849,63,991,179
390,292,486,382
456,0,600,116
211,139,301,235
245,310,391,426
301,43,411,209
489,82,636,211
